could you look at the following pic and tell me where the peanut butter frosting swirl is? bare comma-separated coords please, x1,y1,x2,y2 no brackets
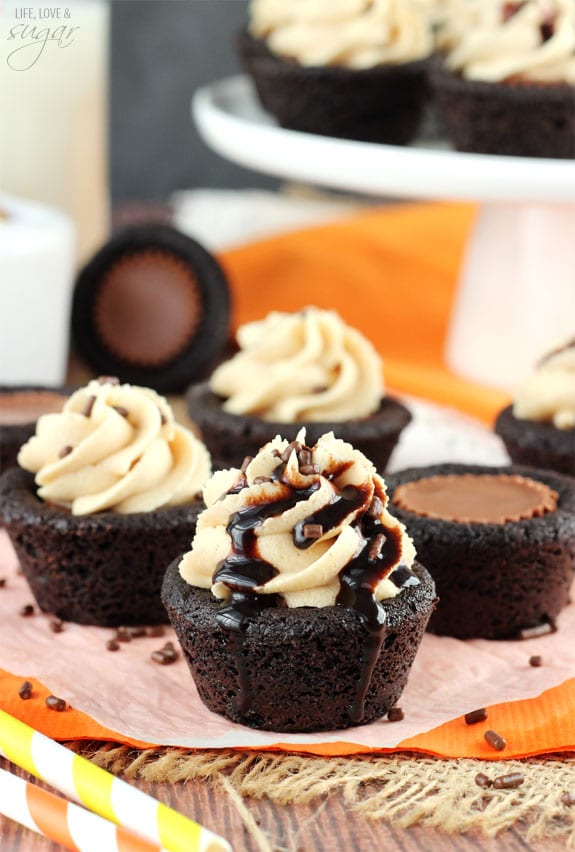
442,0,575,84
179,429,417,608
18,378,211,515
210,308,383,422
250,0,433,68
513,339,575,429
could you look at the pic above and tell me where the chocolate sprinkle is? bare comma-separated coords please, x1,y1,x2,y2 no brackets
151,642,179,665
561,792,575,806
58,445,73,459
159,408,167,425
45,695,67,712
474,772,492,788
492,772,525,790
116,627,131,643
128,626,147,638
529,655,543,667
368,533,386,562
253,476,272,485
112,405,129,418
387,706,404,722
240,456,253,473
302,524,323,540
484,729,507,751
18,681,33,700
19,604,34,617
146,625,165,638
298,448,312,468
82,395,96,417
299,464,320,476
0,578,6,588
465,707,488,725
367,496,383,519
281,441,301,463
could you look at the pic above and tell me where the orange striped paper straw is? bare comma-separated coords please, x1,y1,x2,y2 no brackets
0,709,231,852
0,766,164,851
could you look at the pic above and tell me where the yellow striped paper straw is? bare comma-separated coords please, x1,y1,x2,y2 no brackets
0,766,163,852
0,709,231,852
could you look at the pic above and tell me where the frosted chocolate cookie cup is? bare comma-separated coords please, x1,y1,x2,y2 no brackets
162,430,436,732
494,339,575,476
0,378,211,626
186,308,412,472
387,463,575,640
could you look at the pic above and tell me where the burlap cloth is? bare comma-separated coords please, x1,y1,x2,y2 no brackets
75,744,575,847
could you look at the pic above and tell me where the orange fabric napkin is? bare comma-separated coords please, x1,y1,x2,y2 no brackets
1,201,572,759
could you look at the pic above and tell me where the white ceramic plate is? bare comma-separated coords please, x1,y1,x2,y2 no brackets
193,75,575,206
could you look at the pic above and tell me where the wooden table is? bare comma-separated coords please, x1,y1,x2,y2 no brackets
0,756,568,852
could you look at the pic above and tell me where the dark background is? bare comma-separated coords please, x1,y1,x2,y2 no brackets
110,0,277,204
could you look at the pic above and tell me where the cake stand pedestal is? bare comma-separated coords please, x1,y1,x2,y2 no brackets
193,75,575,391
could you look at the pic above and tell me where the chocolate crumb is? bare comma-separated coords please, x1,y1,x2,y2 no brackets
106,639,120,652
529,655,543,667
19,604,34,617
465,707,488,725
0,578,6,588
49,619,64,634
18,681,33,700
97,375,120,385
112,405,129,418
302,524,323,540
474,772,492,788
128,626,146,638
387,706,404,722
45,695,67,712
368,533,386,562
82,395,96,417
484,730,507,751
115,627,131,643
58,445,73,459
146,625,165,638
561,792,575,806
519,622,556,640
492,772,525,790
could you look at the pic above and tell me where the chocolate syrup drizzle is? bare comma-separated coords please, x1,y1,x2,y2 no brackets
213,448,418,722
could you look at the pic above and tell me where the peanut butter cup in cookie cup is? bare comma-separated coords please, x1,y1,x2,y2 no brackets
163,430,436,732
187,308,412,472
387,463,575,639
1,378,212,626
495,338,575,476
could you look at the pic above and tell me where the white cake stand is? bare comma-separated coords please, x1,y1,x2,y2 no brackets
193,75,575,391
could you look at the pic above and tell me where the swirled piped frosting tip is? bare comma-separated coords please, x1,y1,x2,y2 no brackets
513,337,575,429
210,307,384,422
18,377,212,514
179,428,417,611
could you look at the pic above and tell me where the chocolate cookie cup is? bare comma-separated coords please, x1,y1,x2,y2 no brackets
162,559,435,732
186,381,412,472
495,405,575,477
428,60,575,159
387,463,575,640
238,30,430,145
1,467,201,626
0,386,70,473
